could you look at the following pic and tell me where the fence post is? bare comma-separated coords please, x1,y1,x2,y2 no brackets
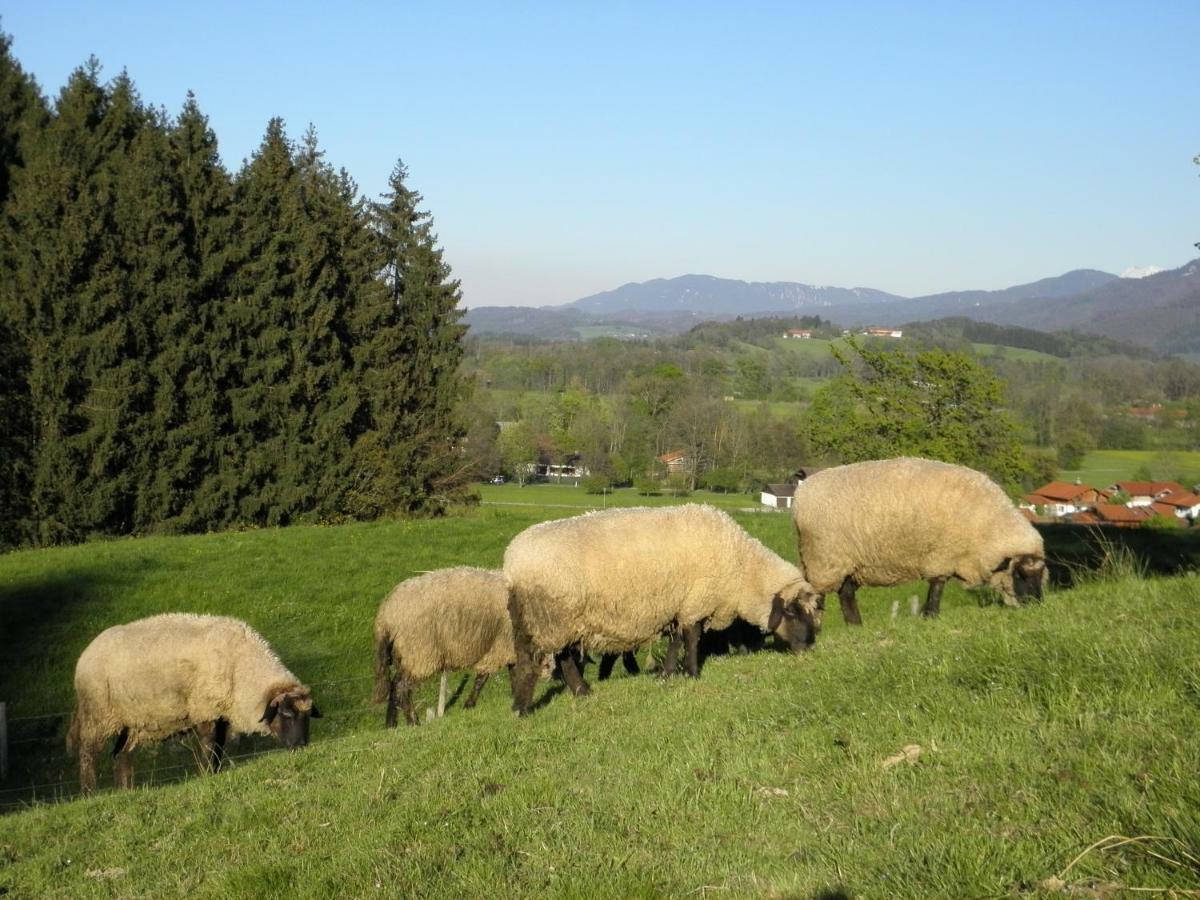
0,702,8,781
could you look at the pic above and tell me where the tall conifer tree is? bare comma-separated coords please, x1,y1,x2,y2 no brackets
0,27,47,548
225,121,369,525
168,93,238,529
2,62,137,541
351,160,468,516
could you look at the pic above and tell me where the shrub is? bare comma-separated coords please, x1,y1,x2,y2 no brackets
700,467,743,493
581,475,611,495
634,478,663,496
664,475,692,497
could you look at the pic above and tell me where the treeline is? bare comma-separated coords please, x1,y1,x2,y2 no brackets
903,317,1156,359
465,313,1200,487
0,36,467,549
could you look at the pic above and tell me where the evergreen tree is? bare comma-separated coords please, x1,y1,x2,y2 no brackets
224,121,368,526
2,62,146,542
350,160,469,516
158,93,236,531
0,27,47,548
112,103,201,533
223,118,303,525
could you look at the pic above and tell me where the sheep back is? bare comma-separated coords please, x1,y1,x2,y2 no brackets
71,613,303,751
792,457,1043,592
504,504,809,655
374,567,514,683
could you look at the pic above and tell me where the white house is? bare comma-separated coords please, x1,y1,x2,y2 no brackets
760,483,794,509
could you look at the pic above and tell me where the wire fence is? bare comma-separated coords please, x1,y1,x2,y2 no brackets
0,671,401,811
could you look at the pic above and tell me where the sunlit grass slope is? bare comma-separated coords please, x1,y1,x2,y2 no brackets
1,508,1198,896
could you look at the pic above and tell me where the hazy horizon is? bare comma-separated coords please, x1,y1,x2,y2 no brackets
5,2,1197,308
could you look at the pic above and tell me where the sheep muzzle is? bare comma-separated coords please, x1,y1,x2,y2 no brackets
261,689,318,749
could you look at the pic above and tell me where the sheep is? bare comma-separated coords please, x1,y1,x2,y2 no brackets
503,504,821,716
791,457,1047,624
372,566,516,727
66,613,321,794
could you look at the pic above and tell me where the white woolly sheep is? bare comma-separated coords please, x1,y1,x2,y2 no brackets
66,613,321,793
503,504,821,716
372,566,515,726
791,457,1046,624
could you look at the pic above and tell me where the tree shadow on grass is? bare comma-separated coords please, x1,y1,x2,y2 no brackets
0,561,165,799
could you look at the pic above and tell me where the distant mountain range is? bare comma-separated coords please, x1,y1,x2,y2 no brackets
464,260,1200,353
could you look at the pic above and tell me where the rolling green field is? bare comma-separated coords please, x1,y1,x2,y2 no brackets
1058,449,1200,488
1,505,1198,897
478,482,772,511
970,342,1060,363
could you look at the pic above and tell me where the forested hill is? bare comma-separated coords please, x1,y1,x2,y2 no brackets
464,264,1200,354
899,318,1157,359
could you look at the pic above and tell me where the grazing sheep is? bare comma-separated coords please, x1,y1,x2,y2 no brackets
792,457,1046,624
66,614,320,794
372,567,515,727
503,504,821,716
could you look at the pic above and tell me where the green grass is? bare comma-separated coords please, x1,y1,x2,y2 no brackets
1,507,1198,896
1058,449,1200,488
970,342,1060,363
478,482,770,511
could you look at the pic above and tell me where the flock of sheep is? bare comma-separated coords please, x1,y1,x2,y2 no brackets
66,457,1047,793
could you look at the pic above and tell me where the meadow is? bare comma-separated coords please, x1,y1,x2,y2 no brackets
0,502,1198,897
1058,449,1200,489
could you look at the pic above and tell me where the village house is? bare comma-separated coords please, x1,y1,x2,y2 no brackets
657,450,692,476
1156,490,1200,521
861,327,903,338
1020,477,1196,528
758,467,824,509
1023,481,1110,518
760,483,795,509
783,328,813,339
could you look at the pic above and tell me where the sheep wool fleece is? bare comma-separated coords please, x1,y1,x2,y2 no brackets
504,504,810,655
792,457,1044,592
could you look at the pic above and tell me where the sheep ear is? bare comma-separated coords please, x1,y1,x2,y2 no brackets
260,700,279,724
310,705,323,719
767,594,784,631
991,557,1012,574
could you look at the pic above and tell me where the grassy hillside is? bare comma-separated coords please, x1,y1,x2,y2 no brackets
477,483,772,510
1058,449,1200,488
1,509,1198,896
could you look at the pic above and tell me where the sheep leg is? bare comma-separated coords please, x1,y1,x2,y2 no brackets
922,577,946,618
597,654,617,680
555,647,591,697
400,676,418,726
114,753,134,790
385,674,400,727
463,673,490,709
661,628,683,678
508,635,540,718
683,623,702,678
112,728,134,790
78,739,102,795
198,719,228,773
436,671,449,718
621,651,640,676
838,577,863,625
387,674,418,727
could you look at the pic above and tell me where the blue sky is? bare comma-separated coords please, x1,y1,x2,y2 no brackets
4,2,1198,306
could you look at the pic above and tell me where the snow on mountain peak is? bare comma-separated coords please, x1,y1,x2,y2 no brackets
1120,265,1164,279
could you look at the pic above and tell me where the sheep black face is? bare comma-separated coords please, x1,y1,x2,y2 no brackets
989,555,1047,605
768,592,822,651
261,689,323,749
1012,555,1046,602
